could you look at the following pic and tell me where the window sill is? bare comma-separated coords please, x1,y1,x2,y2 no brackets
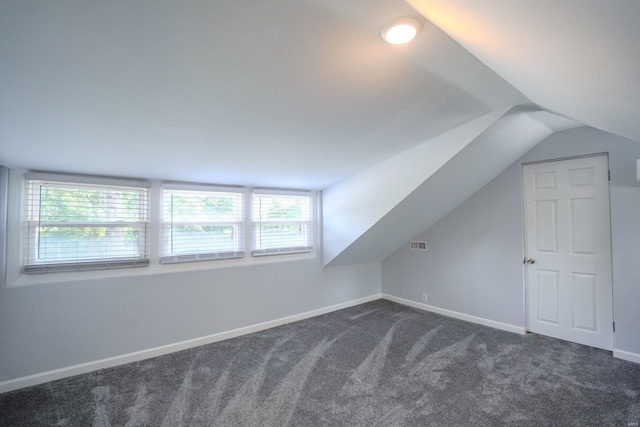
6,251,318,288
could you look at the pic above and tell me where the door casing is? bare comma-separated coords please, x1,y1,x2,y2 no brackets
522,153,614,350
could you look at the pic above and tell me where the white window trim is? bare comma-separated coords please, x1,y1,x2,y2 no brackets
160,183,245,264
22,172,151,274
4,171,319,288
25,171,152,188
6,169,26,286
251,189,315,257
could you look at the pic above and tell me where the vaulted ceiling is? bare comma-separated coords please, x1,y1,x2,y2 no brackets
0,1,637,190
409,0,640,144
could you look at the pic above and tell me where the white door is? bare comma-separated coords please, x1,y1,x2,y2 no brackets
523,155,613,350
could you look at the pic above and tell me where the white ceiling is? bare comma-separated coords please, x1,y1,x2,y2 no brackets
0,0,525,189
409,0,640,144
1,1,636,190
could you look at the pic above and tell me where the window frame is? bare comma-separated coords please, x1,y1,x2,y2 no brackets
5,171,318,285
160,183,245,264
251,189,315,257
22,172,151,274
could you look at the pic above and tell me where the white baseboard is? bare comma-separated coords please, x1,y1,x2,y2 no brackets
613,349,640,364
0,293,382,394
381,293,526,335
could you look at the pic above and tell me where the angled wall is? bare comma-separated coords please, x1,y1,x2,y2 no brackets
381,126,640,361
323,106,577,267
322,108,508,266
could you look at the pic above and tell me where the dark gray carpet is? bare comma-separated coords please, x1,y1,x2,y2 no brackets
2,300,640,426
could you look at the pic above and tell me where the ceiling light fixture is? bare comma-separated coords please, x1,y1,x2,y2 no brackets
381,18,421,45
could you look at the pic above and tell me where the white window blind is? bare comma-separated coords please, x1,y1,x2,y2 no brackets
24,175,150,273
252,191,313,256
161,186,244,263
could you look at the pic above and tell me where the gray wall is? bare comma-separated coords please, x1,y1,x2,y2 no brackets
382,126,640,356
0,259,380,382
0,166,7,289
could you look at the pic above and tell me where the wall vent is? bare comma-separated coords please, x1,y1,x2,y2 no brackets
410,241,427,251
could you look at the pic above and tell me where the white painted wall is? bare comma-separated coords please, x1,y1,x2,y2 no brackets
322,109,506,266
0,259,380,382
382,126,640,356
0,167,7,289
381,163,524,326
324,107,576,267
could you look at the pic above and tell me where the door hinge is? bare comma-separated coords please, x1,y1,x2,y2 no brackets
608,170,611,181
613,321,616,332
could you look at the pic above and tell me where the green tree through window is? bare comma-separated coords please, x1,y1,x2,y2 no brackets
161,188,244,262
24,178,149,272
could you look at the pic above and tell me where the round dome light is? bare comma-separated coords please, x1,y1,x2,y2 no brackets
381,19,421,45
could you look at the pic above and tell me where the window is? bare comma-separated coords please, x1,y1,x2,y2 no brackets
161,186,244,263
16,171,317,279
252,191,314,256
24,173,150,273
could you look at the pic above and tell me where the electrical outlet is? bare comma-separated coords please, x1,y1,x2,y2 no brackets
421,293,428,303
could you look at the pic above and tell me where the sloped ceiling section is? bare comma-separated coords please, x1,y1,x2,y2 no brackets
408,0,640,143
323,107,579,267
322,108,509,266
0,0,527,189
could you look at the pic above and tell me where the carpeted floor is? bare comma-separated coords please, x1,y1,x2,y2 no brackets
2,300,640,426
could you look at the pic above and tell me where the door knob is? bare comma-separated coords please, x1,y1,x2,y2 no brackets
526,258,535,264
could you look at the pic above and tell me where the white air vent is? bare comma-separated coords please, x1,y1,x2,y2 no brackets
410,241,427,251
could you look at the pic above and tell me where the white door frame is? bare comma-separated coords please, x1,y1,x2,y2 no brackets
521,153,615,350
